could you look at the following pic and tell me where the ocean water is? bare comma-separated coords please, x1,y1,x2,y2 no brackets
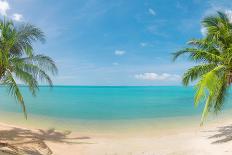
0,86,209,119
0,86,231,131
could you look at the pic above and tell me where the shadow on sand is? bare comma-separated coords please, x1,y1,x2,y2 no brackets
207,124,232,144
0,127,92,155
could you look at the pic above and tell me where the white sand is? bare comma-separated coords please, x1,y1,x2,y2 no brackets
0,118,231,155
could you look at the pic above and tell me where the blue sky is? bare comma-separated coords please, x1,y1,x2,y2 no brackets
1,0,232,85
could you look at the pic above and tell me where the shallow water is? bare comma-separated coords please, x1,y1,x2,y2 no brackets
0,86,231,132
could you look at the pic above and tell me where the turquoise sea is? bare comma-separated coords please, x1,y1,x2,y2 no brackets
0,86,231,131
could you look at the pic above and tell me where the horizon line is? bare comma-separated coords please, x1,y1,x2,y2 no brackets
0,84,188,87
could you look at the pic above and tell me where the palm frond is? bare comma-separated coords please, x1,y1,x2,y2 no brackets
194,65,225,124
22,55,58,75
13,65,39,96
2,71,27,118
213,75,228,113
13,24,45,56
10,57,54,86
174,11,232,124
182,64,216,86
0,18,57,118
172,48,223,63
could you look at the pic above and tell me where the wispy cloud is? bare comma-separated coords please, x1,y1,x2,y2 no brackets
114,50,126,56
200,9,232,36
140,42,148,47
200,26,207,36
225,10,232,22
12,13,23,21
0,0,9,16
112,62,119,66
147,24,168,37
56,75,77,80
135,72,181,81
200,1,232,35
176,1,188,12
75,1,121,24
0,1,24,22
148,8,156,16
204,0,232,17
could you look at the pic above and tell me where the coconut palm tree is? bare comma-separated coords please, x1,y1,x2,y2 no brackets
0,18,57,118
173,11,232,124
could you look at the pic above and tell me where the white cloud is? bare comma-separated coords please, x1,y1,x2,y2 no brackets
112,62,119,66
200,26,207,36
0,1,24,22
140,42,148,47
0,0,9,16
147,24,168,37
225,10,232,22
205,8,232,22
148,8,156,16
12,13,23,21
201,5,232,36
203,0,232,21
114,50,126,56
135,72,181,81
176,1,187,11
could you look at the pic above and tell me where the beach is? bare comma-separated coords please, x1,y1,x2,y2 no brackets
0,86,232,154
1,1,232,154
0,119,229,155
0,116,231,155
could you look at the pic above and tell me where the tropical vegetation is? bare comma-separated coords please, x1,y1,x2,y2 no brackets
0,18,57,118
173,11,232,124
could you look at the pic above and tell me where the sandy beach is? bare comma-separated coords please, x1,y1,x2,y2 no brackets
1,87,231,155
0,117,231,155
1,0,232,154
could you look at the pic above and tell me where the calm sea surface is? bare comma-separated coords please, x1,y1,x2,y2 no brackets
0,86,231,131
0,86,219,119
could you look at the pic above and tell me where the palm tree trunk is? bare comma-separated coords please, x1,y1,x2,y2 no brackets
227,71,232,84
0,65,5,79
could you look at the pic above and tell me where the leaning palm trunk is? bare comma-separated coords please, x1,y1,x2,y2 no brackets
173,11,232,125
227,71,232,85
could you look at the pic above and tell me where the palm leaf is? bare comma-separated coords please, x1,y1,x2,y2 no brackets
182,64,216,86
0,18,57,118
172,48,223,63
2,71,27,118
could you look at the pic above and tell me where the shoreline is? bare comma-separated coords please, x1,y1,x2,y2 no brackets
0,117,231,154
0,110,231,154
0,110,232,155
0,109,231,133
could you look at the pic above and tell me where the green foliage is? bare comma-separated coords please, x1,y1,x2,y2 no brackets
182,64,216,86
173,11,232,124
0,18,57,118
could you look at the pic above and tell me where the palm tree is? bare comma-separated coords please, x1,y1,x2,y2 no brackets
173,11,232,124
0,18,57,118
